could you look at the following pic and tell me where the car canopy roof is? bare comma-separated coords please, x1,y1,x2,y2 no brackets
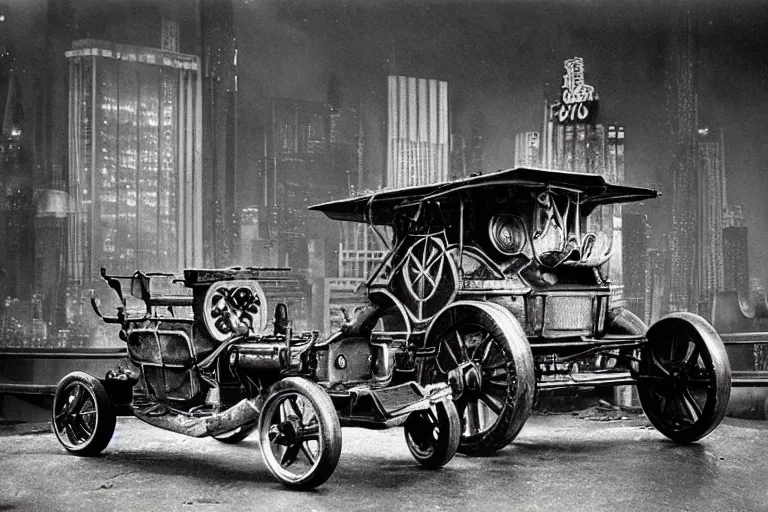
309,167,660,225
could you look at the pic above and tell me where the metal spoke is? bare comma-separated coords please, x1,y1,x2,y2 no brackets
455,331,470,361
480,393,503,415
287,397,303,421
650,350,671,377
442,338,461,367
300,443,316,465
661,394,673,417
466,401,481,435
684,344,701,365
77,417,94,437
65,423,78,444
477,335,493,363
674,393,697,426
66,386,84,415
681,388,703,419
669,334,679,362
483,362,507,372
279,443,301,467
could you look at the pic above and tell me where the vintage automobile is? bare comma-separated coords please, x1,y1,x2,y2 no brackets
52,267,460,489
309,167,732,455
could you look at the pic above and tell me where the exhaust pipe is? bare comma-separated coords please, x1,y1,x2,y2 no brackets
133,397,264,438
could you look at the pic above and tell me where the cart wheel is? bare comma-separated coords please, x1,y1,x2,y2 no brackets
213,422,257,444
421,301,535,456
404,398,460,469
636,313,731,444
258,377,342,489
52,371,116,456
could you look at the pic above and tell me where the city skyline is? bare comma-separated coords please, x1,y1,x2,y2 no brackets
3,0,768,345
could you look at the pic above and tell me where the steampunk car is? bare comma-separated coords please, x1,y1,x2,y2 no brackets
309,167,732,455
52,267,460,489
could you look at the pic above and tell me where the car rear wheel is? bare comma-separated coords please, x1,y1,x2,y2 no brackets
636,313,731,444
420,301,535,456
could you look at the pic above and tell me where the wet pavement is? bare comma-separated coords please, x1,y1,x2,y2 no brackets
1,412,767,512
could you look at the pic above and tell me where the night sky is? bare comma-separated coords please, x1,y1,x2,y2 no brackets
234,0,768,284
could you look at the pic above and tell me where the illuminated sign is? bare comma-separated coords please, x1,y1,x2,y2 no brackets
554,57,599,124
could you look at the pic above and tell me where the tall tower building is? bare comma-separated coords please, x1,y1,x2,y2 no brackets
201,0,239,268
1,45,35,303
386,76,449,188
668,9,698,313
723,206,749,298
66,41,204,284
514,132,540,168
696,126,726,305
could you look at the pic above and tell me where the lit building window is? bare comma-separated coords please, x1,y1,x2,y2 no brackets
66,40,203,283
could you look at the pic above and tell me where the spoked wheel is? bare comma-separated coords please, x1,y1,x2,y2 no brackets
421,302,535,456
213,422,257,444
52,372,116,456
636,313,731,444
404,399,460,469
258,377,342,489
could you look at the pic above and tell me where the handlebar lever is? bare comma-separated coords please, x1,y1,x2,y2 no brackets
90,292,124,324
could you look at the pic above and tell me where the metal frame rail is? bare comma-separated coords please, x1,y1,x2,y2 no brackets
1,332,768,395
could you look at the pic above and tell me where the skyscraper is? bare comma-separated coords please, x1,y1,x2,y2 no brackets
514,132,540,168
668,9,698,313
723,206,749,299
386,76,449,188
696,126,726,304
66,40,204,284
267,97,357,271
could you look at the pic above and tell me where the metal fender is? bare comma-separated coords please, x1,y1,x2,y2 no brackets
424,300,533,368
605,307,648,336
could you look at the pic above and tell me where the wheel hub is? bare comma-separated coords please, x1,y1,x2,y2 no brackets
269,417,302,445
447,362,483,400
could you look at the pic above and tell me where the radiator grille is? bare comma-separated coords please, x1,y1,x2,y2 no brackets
544,296,594,334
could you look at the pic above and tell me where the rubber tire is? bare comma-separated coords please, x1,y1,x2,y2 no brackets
404,398,461,469
423,301,535,456
52,371,116,456
213,422,257,444
637,313,731,444
258,377,342,489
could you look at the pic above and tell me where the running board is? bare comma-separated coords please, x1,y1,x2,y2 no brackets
538,371,636,390
327,382,452,427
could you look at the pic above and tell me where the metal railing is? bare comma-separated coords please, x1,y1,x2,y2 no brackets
720,332,768,387
0,347,127,396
